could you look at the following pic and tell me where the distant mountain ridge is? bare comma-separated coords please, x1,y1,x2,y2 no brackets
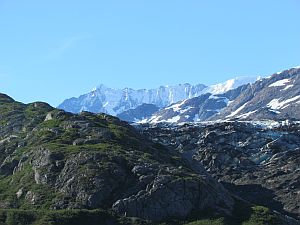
143,67,300,123
212,66,300,121
58,83,207,115
58,76,258,117
143,85,248,124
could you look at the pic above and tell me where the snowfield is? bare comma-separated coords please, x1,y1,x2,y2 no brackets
267,96,300,110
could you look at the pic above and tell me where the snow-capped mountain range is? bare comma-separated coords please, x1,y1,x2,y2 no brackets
58,76,258,116
144,67,300,123
58,83,206,115
143,85,248,123
58,67,300,124
212,66,300,121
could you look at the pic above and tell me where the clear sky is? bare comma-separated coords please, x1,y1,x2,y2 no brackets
0,0,299,107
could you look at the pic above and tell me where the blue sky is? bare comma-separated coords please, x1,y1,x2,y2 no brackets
0,0,299,106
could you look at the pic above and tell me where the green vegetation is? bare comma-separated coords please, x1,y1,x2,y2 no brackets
241,206,280,225
183,218,226,225
158,200,284,225
0,203,285,225
0,209,124,225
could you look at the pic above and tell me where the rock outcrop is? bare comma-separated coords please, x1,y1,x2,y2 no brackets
140,121,300,220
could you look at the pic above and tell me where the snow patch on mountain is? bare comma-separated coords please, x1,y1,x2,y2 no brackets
283,84,294,91
148,115,163,124
269,78,291,87
237,110,258,119
180,106,194,114
268,109,281,114
194,114,200,122
164,99,188,112
165,115,181,123
226,102,248,118
267,96,300,110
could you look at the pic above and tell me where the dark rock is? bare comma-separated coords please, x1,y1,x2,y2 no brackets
141,121,300,219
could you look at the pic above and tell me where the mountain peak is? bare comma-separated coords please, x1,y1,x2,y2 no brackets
205,76,259,94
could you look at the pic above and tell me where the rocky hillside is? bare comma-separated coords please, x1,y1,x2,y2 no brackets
0,93,235,222
140,121,300,220
1,93,299,224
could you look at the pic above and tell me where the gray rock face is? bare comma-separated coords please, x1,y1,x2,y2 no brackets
112,167,233,221
117,103,159,122
113,175,231,221
140,121,300,219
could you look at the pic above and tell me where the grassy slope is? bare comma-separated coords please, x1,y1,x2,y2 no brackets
0,203,284,225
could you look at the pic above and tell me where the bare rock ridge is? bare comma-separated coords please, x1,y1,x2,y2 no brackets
117,103,159,122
